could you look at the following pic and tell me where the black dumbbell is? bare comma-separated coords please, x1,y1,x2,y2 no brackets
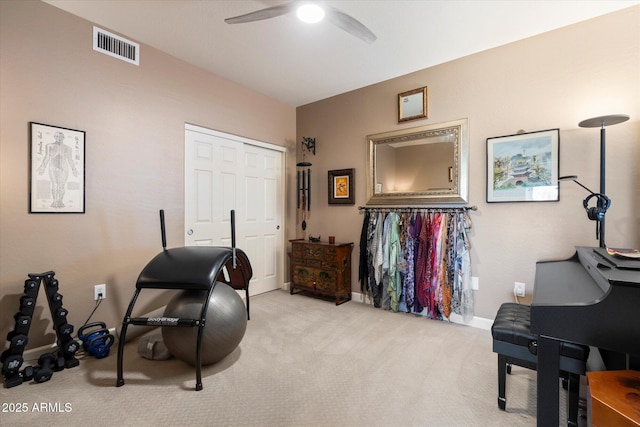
55,354,65,371
4,372,23,388
33,353,57,383
24,279,39,297
6,330,25,342
24,279,38,289
1,354,23,376
60,338,80,357
21,365,35,381
9,313,31,337
58,323,74,336
5,364,36,388
6,333,29,352
14,312,31,328
19,296,34,312
54,307,69,320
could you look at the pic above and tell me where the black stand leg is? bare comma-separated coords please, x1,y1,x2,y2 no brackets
245,288,250,320
116,289,140,388
195,322,204,391
498,354,507,410
537,336,560,426
567,373,580,427
115,321,128,387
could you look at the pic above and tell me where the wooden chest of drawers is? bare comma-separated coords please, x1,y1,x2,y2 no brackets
289,240,353,305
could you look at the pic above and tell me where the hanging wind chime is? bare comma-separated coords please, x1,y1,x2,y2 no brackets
297,137,315,230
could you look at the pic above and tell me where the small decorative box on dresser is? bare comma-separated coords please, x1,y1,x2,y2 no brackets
289,239,353,305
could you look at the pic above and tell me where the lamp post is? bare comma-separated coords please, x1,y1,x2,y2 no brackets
576,114,629,248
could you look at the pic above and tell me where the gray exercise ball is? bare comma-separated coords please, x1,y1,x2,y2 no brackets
162,283,247,366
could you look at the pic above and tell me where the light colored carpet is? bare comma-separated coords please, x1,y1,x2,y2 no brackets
1,289,578,426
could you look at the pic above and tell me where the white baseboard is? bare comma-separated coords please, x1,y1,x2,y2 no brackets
351,291,493,331
21,343,59,363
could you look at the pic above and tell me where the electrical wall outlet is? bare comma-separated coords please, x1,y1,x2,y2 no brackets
94,284,106,300
471,276,479,290
514,282,525,297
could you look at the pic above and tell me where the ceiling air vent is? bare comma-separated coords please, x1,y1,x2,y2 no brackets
93,26,139,65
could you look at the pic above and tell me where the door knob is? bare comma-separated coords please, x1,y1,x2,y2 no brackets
187,229,194,235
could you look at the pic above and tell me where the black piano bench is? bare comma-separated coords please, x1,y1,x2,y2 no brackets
491,303,589,427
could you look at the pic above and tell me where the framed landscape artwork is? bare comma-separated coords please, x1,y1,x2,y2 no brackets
486,129,559,203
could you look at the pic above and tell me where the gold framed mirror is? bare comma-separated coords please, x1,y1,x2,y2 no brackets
366,118,469,205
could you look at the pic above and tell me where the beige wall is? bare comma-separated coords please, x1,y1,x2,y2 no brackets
1,2,639,351
296,6,640,320
0,1,296,347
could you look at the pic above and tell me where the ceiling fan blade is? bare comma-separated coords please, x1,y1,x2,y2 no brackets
224,3,296,24
326,7,376,44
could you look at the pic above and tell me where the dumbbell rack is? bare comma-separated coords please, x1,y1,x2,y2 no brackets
1,271,80,388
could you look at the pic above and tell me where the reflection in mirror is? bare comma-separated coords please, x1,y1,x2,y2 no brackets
366,118,469,204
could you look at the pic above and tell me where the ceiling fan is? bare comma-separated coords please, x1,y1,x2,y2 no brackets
224,1,377,44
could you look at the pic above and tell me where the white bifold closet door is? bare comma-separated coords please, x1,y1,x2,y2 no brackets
184,125,285,296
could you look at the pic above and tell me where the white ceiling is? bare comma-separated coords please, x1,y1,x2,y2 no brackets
44,0,639,107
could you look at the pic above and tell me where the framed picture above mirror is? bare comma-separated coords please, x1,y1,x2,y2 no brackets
398,86,428,122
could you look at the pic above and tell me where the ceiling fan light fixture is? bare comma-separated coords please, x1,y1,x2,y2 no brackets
224,2,376,44
296,4,325,24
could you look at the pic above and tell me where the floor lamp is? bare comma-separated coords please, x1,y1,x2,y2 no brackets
576,114,629,248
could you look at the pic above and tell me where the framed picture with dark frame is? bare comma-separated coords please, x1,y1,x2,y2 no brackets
486,128,559,203
328,168,355,205
29,122,86,213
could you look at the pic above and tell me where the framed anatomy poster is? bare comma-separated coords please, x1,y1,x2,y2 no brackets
29,122,85,213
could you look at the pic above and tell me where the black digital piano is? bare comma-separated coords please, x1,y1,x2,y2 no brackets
530,246,640,426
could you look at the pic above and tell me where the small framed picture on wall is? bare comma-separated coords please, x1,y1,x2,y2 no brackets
398,86,428,122
328,168,355,205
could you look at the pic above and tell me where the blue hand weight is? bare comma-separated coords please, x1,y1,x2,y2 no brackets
78,322,113,358
86,333,114,359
